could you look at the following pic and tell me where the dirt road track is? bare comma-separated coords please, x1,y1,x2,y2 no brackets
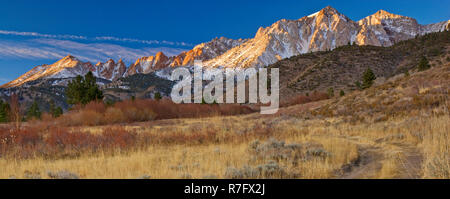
336,138,423,179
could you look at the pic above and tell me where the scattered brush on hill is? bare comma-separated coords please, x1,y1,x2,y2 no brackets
273,31,450,100
308,62,449,123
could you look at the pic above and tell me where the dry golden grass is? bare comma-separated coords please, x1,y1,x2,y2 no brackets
422,116,450,178
0,136,358,179
1,109,447,179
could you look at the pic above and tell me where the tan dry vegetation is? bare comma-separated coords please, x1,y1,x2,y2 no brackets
275,31,450,100
1,64,449,179
0,110,448,179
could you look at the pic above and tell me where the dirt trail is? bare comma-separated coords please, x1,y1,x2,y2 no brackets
335,138,423,179
394,144,423,179
338,146,383,179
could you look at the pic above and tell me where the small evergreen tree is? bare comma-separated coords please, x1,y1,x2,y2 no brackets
26,101,41,120
0,100,4,122
355,81,362,90
362,68,376,89
339,90,345,97
66,75,84,105
327,88,334,98
154,92,162,101
66,71,103,105
49,100,63,118
0,100,10,123
404,70,410,77
417,56,431,71
53,107,63,118
83,72,103,103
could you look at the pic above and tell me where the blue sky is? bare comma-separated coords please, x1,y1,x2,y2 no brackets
0,0,449,84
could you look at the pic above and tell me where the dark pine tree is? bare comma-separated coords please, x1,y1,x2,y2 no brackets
83,71,103,104
66,71,103,105
66,75,84,105
53,107,63,118
327,88,334,98
26,101,41,120
355,81,362,90
417,56,431,71
0,100,10,123
49,100,63,118
154,92,162,101
362,68,376,89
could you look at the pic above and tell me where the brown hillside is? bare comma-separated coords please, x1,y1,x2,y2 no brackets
271,31,450,101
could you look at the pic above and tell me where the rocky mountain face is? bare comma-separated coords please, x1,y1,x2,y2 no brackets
356,10,448,46
95,59,127,81
1,55,128,88
174,37,248,66
205,6,450,68
1,55,95,88
1,37,245,88
126,52,170,76
126,37,248,75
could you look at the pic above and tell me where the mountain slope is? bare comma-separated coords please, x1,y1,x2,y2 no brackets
126,37,247,75
306,53,450,123
356,10,448,46
94,59,127,81
205,6,449,68
126,52,170,76
1,55,95,88
274,30,450,101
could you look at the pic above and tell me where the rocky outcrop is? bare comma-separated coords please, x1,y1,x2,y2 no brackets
127,37,248,75
126,52,170,76
95,58,127,81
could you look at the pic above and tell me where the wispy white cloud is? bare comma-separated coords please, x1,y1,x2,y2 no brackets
0,78,11,85
0,29,193,47
0,30,87,40
0,38,187,64
94,36,191,46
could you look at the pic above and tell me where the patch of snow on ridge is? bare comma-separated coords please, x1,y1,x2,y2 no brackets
308,11,320,18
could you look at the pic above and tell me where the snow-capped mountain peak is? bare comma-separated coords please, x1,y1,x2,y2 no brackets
0,55,97,88
205,6,359,68
1,35,247,88
126,51,170,76
204,6,449,68
95,58,127,81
